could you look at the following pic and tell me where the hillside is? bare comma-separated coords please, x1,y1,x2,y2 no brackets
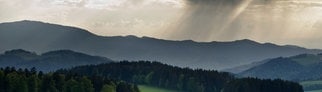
239,54,322,81
0,20,321,70
223,59,271,74
0,49,113,72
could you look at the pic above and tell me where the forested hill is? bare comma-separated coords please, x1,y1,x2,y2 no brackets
56,61,304,92
0,67,139,92
239,54,322,81
0,49,113,72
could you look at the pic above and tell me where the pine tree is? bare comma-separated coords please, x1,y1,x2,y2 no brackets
28,75,39,92
80,77,95,92
0,70,6,92
53,73,65,91
40,75,58,92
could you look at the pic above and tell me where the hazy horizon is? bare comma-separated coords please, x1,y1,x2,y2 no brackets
2,0,322,49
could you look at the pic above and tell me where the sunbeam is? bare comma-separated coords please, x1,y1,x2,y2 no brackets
163,0,322,48
210,0,254,41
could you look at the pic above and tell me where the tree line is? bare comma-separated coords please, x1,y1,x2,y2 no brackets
56,61,304,92
0,67,139,92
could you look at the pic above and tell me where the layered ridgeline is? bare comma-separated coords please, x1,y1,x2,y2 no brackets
0,21,321,70
0,49,304,92
238,54,322,81
56,61,304,92
0,67,139,92
0,49,112,72
223,59,271,74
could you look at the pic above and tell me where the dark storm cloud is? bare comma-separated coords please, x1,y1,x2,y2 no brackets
185,0,242,5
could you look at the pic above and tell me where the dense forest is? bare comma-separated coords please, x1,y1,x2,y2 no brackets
0,67,139,92
56,61,304,92
222,78,303,92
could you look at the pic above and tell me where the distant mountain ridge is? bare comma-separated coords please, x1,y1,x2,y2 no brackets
239,53,322,81
0,20,321,70
0,49,113,72
222,59,271,74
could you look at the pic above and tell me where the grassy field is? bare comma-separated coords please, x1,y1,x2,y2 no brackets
301,80,322,86
301,80,322,92
138,85,178,92
306,89,322,92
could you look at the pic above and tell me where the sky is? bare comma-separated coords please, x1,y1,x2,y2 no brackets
2,0,322,49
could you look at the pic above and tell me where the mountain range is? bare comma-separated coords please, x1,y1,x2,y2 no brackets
0,20,321,70
0,49,112,72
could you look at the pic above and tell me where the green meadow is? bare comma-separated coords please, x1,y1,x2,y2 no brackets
139,85,178,92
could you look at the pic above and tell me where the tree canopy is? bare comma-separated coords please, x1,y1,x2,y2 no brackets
0,67,139,92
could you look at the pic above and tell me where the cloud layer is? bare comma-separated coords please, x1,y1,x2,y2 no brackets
0,0,184,37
